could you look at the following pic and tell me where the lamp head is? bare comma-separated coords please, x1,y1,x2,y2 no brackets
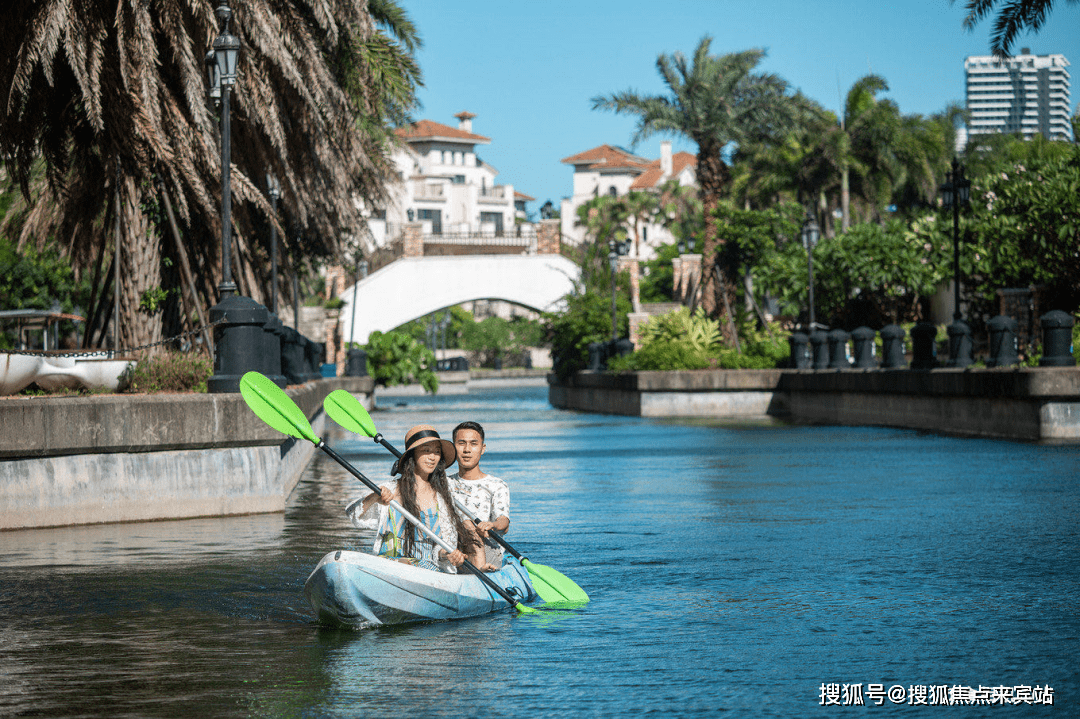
204,50,221,102
266,172,280,200
801,217,820,249
213,3,240,86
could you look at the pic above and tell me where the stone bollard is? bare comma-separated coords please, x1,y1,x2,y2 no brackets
827,329,852,369
809,330,830,370
789,331,811,369
1039,310,1076,367
208,295,274,393
346,348,368,377
262,314,287,387
880,324,907,369
946,319,973,368
910,322,938,370
987,315,1019,367
851,326,877,369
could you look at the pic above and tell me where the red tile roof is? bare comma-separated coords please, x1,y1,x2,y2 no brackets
560,145,652,172
629,152,697,190
514,191,535,201
395,119,491,144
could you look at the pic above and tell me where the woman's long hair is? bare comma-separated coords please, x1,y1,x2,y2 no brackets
395,453,479,560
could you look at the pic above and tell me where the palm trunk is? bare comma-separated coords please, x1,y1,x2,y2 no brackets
841,165,850,232
695,141,740,345
117,174,163,354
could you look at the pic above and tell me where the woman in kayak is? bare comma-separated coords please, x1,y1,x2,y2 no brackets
351,425,494,573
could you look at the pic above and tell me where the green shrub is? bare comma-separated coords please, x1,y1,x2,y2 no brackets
364,330,438,394
607,340,712,371
638,307,722,352
324,296,346,310
129,351,212,393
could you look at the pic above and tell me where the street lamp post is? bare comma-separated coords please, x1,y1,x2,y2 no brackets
211,1,240,298
266,173,280,313
801,214,820,330
940,156,973,367
608,237,629,342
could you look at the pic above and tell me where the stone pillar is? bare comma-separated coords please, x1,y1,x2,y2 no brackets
624,257,641,313
672,257,684,303
325,309,342,377
402,222,424,257
628,312,651,350
537,219,561,254
681,254,702,306
324,264,345,302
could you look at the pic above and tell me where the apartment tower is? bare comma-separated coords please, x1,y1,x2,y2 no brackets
964,49,1071,142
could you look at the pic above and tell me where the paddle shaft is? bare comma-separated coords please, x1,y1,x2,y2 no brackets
316,441,525,611
372,433,526,563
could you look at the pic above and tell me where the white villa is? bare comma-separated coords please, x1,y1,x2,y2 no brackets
559,141,696,259
366,112,531,248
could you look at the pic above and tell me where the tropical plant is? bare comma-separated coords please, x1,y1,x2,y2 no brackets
0,0,420,351
954,0,1074,57
638,307,721,352
592,37,798,330
364,329,438,394
544,290,631,380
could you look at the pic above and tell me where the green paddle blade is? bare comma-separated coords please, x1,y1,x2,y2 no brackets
239,371,320,444
324,389,377,437
523,559,590,603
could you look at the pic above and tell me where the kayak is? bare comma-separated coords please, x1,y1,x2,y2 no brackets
303,550,537,628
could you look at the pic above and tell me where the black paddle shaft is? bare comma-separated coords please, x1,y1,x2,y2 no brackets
370,435,526,563
317,442,525,610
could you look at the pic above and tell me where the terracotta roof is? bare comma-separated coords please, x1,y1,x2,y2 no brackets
514,191,535,201
629,152,697,190
395,119,490,144
560,144,651,172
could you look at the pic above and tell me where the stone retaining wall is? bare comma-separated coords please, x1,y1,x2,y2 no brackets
548,368,1080,442
0,377,373,530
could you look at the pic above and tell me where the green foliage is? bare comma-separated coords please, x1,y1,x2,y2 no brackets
757,218,950,327
324,296,346,310
0,236,91,314
139,286,172,313
713,201,803,275
607,340,712,371
638,307,721,352
129,351,212,393
364,329,438,394
963,145,1080,316
544,290,630,380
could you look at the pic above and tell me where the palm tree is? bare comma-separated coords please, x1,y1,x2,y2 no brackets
592,36,795,324
955,0,1076,57
0,0,419,349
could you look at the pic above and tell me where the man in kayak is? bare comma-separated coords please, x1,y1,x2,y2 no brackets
449,421,510,568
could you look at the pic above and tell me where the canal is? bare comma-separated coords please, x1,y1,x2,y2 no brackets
0,384,1077,716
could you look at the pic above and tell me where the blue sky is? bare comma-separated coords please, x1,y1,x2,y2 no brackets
398,0,1080,214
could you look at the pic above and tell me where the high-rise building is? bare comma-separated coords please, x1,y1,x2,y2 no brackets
965,49,1072,143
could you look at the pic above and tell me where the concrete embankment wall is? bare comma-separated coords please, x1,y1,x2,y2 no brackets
548,368,1080,442
0,377,373,530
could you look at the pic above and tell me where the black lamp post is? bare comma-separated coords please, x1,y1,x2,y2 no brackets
211,1,240,299
801,214,820,330
940,156,973,367
608,237,629,342
266,173,280,313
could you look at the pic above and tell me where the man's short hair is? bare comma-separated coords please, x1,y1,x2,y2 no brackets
453,421,485,443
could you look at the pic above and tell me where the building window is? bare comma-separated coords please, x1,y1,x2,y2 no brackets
452,175,465,184
417,209,442,235
480,211,504,236
608,186,617,197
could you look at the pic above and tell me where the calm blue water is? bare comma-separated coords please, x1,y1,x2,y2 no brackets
0,384,1077,717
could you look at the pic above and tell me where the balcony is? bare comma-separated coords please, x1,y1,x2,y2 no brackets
413,182,446,202
478,186,508,204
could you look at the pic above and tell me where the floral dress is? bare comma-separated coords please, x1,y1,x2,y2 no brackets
449,473,510,566
347,480,461,573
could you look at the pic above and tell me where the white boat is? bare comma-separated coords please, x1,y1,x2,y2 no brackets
303,550,537,627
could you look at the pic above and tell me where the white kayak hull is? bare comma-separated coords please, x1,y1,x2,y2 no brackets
303,550,537,627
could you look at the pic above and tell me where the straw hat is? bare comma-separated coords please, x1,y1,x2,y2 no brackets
402,425,456,467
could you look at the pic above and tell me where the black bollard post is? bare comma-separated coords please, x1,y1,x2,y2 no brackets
280,326,307,384
587,341,605,371
809,329,830,370
208,295,271,393
910,322,938,370
987,315,1019,367
827,329,852,369
851,326,877,369
346,347,368,377
1039,310,1076,367
789,331,810,369
262,313,287,387
946,319,973,368
880,324,907,369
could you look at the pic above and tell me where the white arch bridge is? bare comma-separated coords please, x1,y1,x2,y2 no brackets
339,254,581,345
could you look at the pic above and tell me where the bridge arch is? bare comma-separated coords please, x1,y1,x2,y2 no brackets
340,254,580,345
